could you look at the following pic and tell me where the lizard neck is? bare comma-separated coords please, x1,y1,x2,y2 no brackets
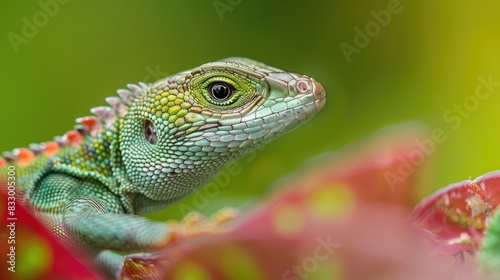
58,130,116,178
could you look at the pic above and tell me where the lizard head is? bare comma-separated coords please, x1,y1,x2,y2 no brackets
120,57,326,201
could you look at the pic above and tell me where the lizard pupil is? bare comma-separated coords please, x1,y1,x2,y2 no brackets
144,119,157,144
208,82,234,101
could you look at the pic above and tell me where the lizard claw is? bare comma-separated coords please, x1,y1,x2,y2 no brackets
166,207,240,243
209,207,240,226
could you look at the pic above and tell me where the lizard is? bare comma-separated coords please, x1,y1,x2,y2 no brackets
0,57,326,277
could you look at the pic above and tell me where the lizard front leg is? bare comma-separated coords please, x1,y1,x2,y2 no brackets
31,173,172,275
32,173,237,276
63,197,238,276
63,196,170,251
62,195,174,277
64,197,239,248
32,173,171,251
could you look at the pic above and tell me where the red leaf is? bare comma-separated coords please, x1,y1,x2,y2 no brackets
411,170,500,257
121,124,476,279
0,188,103,280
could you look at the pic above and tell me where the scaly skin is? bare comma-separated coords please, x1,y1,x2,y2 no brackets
0,57,326,275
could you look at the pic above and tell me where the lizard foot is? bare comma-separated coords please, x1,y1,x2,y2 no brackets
167,207,240,243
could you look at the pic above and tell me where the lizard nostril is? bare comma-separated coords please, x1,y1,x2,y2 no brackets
296,80,311,94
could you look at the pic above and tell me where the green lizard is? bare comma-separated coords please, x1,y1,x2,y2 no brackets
0,57,326,276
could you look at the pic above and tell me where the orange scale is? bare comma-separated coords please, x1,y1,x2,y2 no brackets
15,148,35,167
43,141,59,156
64,131,83,147
77,116,100,131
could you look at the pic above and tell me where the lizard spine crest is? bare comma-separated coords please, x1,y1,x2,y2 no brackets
0,83,147,168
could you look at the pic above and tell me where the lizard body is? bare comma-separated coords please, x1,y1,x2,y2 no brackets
0,57,326,275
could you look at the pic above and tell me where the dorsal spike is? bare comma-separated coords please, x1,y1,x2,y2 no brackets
74,124,89,136
29,143,43,156
2,152,17,163
117,89,133,104
127,84,143,95
13,148,35,167
105,97,127,116
90,106,115,119
54,136,67,147
63,130,83,147
41,141,59,157
90,106,116,127
138,82,150,90
76,116,102,132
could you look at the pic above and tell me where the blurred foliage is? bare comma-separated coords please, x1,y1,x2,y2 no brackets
481,210,500,277
121,124,477,279
0,189,101,279
2,0,500,222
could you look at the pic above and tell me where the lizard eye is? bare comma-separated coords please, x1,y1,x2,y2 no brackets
207,82,235,101
144,119,157,144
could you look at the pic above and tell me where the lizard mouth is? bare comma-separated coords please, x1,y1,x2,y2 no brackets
311,78,327,111
289,96,325,124
313,94,326,113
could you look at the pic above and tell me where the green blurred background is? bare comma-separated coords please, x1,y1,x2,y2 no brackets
1,0,500,220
